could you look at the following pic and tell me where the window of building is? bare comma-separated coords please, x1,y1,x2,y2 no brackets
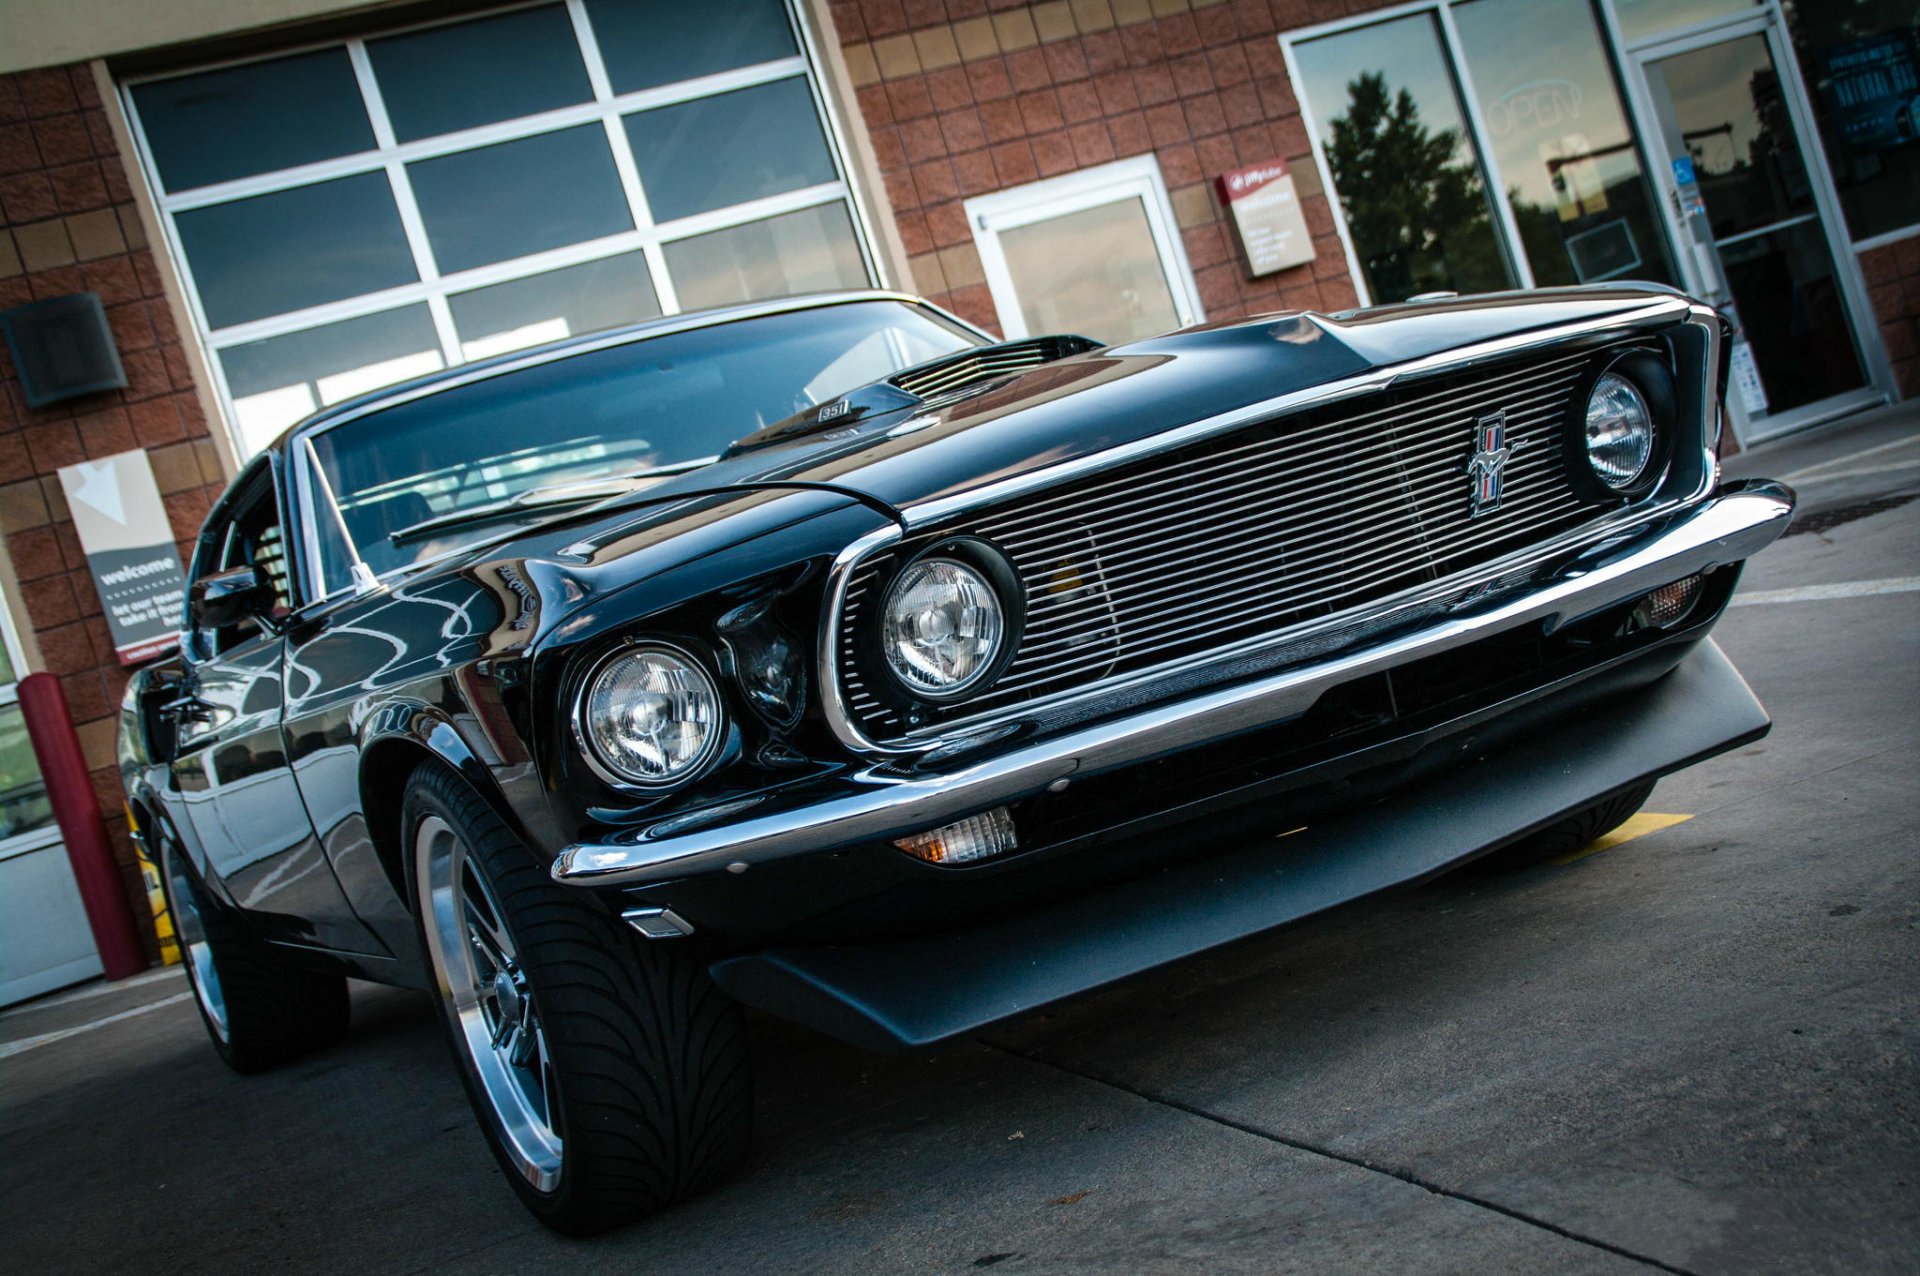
965,157,1204,345
1785,0,1920,245
0,593,55,852
124,0,875,459
1289,1,1678,304
1453,0,1678,287
1290,11,1515,303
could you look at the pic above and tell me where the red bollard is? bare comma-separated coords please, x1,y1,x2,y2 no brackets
17,672,147,980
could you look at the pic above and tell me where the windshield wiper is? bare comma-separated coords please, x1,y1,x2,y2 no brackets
387,457,717,545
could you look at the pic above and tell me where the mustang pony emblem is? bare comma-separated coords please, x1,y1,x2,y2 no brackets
1466,410,1514,517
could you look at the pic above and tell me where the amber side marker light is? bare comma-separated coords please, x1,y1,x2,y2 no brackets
894,808,1018,864
1634,575,1705,629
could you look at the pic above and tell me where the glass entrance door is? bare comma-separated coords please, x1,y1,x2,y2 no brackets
1634,16,1881,440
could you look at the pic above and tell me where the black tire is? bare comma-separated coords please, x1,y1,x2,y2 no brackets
404,762,751,1235
158,841,350,1074
1477,780,1658,870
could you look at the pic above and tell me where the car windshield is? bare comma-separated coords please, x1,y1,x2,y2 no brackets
303,300,978,588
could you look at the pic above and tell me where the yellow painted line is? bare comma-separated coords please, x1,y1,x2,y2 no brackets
1551,812,1694,865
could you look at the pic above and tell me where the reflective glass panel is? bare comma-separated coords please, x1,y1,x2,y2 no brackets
1453,0,1676,286
220,306,443,455
368,4,593,142
0,703,53,842
1650,34,1819,239
309,301,975,577
1615,0,1759,44
1293,13,1514,302
584,0,797,94
408,125,632,274
131,49,374,192
997,197,1180,343
664,202,868,310
1787,0,1920,242
1714,220,1870,412
0,628,13,683
176,173,418,329
449,253,662,359
625,78,837,223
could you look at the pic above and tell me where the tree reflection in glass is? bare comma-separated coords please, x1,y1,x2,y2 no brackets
1326,72,1509,301
1295,12,1512,304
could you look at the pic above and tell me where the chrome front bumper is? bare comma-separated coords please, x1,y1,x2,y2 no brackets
551,480,1794,887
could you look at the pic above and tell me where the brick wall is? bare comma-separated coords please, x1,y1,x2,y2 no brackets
1859,237,1920,400
829,0,1361,336
1,63,229,962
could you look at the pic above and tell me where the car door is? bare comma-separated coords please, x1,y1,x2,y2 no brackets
168,460,386,955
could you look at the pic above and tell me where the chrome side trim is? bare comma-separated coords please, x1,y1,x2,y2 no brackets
820,302,1719,758
554,480,1792,887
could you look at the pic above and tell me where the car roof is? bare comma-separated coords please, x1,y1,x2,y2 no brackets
268,288,946,455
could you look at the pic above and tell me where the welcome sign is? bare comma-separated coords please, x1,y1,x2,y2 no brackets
57,449,187,665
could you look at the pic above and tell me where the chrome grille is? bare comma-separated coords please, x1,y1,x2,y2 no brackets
841,342,1640,743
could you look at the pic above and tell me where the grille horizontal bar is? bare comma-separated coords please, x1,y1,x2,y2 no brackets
840,342,1644,743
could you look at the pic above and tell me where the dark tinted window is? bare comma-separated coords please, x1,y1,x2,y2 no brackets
584,0,796,93
625,78,836,222
177,173,417,327
308,302,976,578
132,49,375,192
368,5,593,142
408,126,632,273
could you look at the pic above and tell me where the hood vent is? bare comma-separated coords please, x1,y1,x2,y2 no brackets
891,335,1100,403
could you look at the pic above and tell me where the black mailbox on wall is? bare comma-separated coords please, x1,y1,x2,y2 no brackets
0,292,128,409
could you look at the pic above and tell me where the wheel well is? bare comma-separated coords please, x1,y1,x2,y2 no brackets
360,738,432,908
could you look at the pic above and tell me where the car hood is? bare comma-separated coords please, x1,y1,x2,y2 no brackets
594,284,1692,523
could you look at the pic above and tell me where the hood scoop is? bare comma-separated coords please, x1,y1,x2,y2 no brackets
889,334,1101,403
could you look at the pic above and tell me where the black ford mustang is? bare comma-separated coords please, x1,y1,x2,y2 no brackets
121,286,1793,1233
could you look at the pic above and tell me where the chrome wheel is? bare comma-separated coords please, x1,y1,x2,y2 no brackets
416,813,563,1191
166,849,229,1043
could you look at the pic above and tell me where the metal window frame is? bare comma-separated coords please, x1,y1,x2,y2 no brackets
0,579,64,861
963,155,1206,339
118,0,883,461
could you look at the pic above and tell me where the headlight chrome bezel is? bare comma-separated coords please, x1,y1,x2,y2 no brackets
876,537,1025,703
1565,349,1677,503
574,640,728,792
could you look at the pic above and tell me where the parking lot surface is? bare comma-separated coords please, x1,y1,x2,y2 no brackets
4,410,1915,1275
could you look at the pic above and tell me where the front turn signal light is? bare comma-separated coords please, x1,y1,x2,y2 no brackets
893,807,1018,865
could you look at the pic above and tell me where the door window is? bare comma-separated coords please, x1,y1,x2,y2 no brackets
191,469,292,655
0,600,54,848
1642,31,1870,417
966,156,1203,345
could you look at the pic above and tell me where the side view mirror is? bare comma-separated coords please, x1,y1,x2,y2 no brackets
191,564,276,633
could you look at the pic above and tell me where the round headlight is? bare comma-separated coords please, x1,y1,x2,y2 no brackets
881,557,1008,698
1584,371,1655,491
580,645,724,787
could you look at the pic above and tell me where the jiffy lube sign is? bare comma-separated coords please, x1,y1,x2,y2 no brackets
57,449,187,665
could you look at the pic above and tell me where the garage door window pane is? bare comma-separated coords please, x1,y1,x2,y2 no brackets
584,0,797,94
1294,13,1514,302
131,49,375,193
177,173,418,328
450,253,662,359
220,306,443,454
408,126,632,274
368,5,593,143
625,78,837,223
665,203,866,310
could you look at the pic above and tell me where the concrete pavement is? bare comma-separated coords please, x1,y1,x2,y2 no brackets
4,407,1915,1274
